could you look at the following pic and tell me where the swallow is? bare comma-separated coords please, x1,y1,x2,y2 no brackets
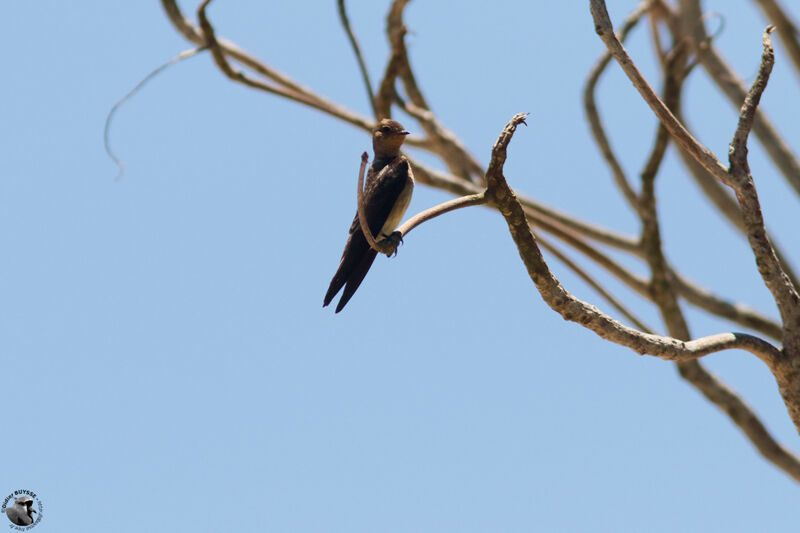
324,119,414,313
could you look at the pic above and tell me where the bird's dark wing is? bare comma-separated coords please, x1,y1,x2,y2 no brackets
323,228,372,309
324,157,410,312
334,245,377,313
348,157,410,236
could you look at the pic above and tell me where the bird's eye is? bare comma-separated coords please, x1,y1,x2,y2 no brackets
380,126,391,134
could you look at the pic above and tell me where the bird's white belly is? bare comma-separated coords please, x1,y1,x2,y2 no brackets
380,170,414,237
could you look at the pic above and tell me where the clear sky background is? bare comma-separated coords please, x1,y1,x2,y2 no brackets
2,1,799,531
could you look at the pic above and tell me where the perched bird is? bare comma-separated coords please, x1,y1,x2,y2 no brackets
5,496,36,526
324,119,414,313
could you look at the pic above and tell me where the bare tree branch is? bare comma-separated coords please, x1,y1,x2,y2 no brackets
590,2,800,338
381,0,484,182
590,0,731,187
677,0,800,196
621,28,800,482
485,113,782,365
394,193,487,240
161,0,425,150
536,234,655,333
156,0,800,481
727,28,800,337
105,46,205,180
584,0,651,213
677,360,800,482
752,0,800,79
337,0,377,117
672,272,783,340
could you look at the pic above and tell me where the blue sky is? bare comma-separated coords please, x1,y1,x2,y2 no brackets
2,1,799,531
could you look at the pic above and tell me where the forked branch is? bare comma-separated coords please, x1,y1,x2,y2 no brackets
485,113,782,366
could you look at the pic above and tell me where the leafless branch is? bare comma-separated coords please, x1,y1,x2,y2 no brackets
584,0,651,213
156,0,800,481
672,272,783,340
381,0,484,182
337,0,377,117
355,152,390,255
394,193,487,240
104,47,205,180
752,0,800,79
726,27,800,335
356,153,487,256
677,360,800,482
591,2,800,334
590,0,731,187
484,114,782,365
676,0,800,196
537,234,655,333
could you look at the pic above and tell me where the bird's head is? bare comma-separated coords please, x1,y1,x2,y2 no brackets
372,119,410,158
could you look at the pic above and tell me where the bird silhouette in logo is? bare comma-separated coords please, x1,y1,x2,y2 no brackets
5,496,36,526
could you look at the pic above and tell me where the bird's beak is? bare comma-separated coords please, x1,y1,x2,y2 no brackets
31,509,37,514
401,130,410,135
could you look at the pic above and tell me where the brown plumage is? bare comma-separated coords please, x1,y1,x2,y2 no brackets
324,119,414,313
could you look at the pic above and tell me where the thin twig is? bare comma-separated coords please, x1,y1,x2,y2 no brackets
394,192,487,239
409,159,644,255
638,37,691,339
398,100,485,179
161,0,430,149
104,47,205,180
676,0,800,196
590,0,732,187
671,122,800,291
672,271,783,340
381,0,484,183
584,0,651,213
337,0,377,117
677,360,800,483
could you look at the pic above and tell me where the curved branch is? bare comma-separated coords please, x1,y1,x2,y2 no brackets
381,0,484,182
161,0,427,151
536,234,655,333
752,0,800,79
672,272,783,340
410,158,644,254
105,47,205,180
355,152,392,256
677,360,800,483
584,0,650,213
394,192,487,239
589,0,731,186
590,2,800,338
484,113,782,366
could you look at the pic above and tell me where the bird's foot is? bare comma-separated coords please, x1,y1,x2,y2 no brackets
379,231,404,257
